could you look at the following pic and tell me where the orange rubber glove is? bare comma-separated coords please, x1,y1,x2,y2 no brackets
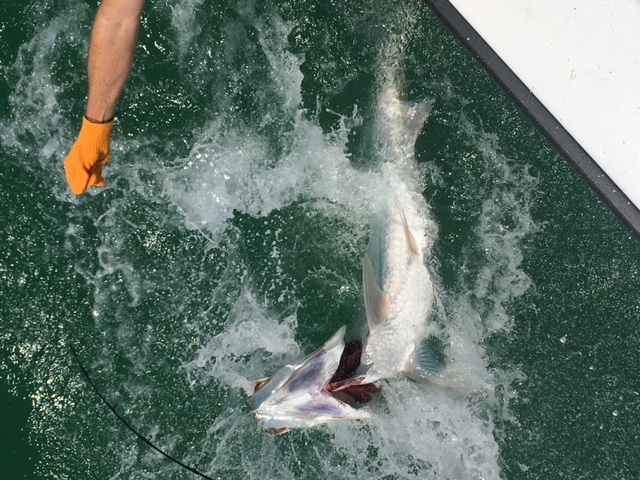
64,116,114,195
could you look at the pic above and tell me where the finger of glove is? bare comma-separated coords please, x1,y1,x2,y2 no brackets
64,145,110,194
89,166,107,189
64,149,92,195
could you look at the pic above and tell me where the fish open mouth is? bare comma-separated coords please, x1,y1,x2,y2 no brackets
250,326,380,433
328,338,382,406
252,337,382,404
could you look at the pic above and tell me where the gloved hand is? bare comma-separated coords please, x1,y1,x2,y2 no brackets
64,116,114,195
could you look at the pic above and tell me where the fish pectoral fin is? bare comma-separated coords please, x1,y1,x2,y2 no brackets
363,253,388,330
403,342,467,390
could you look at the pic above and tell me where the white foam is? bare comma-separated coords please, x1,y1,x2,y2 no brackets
181,284,301,393
170,0,205,56
163,101,378,248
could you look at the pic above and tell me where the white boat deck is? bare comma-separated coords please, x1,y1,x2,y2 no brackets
427,0,640,234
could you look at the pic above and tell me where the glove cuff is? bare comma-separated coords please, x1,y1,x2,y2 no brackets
84,115,115,125
79,116,113,153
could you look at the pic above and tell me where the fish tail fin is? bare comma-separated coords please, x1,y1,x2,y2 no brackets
399,98,433,152
376,85,433,158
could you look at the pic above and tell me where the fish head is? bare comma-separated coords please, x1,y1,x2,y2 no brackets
250,326,371,434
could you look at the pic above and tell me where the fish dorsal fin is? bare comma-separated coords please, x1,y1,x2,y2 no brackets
363,253,388,331
399,207,419,260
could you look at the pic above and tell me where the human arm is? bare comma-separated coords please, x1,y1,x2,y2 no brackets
64,0,146,195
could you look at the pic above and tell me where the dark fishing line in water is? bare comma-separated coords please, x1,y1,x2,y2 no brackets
67,336,218,480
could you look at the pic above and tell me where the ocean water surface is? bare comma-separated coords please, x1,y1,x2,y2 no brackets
1,1,639,479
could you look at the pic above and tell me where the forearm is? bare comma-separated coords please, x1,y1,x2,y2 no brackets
85,0,146,122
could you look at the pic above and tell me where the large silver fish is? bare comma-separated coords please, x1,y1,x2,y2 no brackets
333,85,442,390
251,85,439,433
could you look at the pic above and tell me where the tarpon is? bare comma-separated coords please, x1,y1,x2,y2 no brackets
331,85,443,391
251,83,441,433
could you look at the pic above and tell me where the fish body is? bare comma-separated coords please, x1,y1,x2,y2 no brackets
250,84,436,433
356,194,434,384
348,86,436,386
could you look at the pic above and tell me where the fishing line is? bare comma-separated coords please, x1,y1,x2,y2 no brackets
67,336,217,480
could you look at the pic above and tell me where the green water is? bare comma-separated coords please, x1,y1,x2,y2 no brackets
2,1,640,479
